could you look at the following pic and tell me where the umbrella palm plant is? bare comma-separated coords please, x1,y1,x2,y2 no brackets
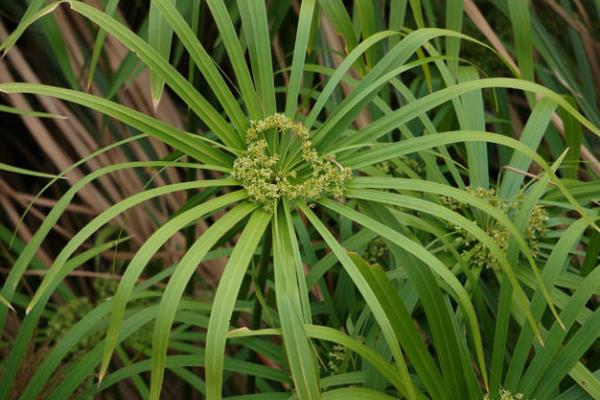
0,1,599,399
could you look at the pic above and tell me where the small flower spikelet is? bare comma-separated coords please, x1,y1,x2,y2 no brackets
327,344,346,374
44,298,97,353
443,187,549,270
364,237,386,264
44,282,155,356
483,388,525,400
232,114,352,210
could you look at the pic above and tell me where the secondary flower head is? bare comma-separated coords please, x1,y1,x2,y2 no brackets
443,187,549,269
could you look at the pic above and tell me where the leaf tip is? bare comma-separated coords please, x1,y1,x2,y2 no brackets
97,369,106,385
5,303,15,312
151,96,161,112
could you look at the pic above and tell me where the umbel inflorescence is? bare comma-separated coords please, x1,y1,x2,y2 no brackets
232,114,352,210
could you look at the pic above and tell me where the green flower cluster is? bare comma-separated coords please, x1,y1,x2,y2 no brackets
44,297,98,353
43,279,154,357
125,321,153,352
93,279,153,352
231,114,352,210
327,344,346,374
483,388,525,400
364,237,386,264
93,276,118,299
443,187,549,270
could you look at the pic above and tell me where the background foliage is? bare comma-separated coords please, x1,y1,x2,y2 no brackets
0,1,599,399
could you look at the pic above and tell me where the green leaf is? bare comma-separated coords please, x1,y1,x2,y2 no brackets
348,254,449,400
149,202,256,399
354,0,382,69
237,0,277,116
98,191,248,384
205,210,271,400
0,104,66,119
304,30,400,130
333,77,600,151
86,0,120,91
0,294,14,311
321,387,397,400
0,161,221,334
490,163,557,394
504,217,593,390
300,204,419,399
507,0,534,84
0,82,232,166
318,0,358,54
3,0,47,49
498,98,557,199
525,268,600,399
228,325,407,393
152,0,248,138
314,28,486,149
103,354,290,393
149,0,176,106
0,237,133,399
458,67,488,189
342,130,593,228
67,0,241,149
285,0,317,117
272,202,321,399
444,0,464,76
318,198,489,391
205,0,261,120
0,162,64,179
559,96,582,180
28,178,237,313
347,179,566,342
9,134,148,258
